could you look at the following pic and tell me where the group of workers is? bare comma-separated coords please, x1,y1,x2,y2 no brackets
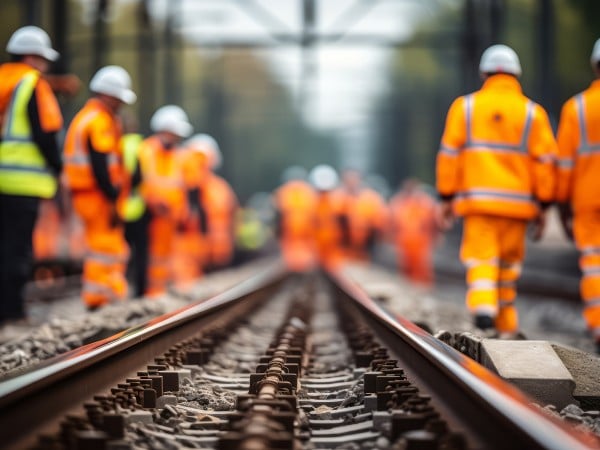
0,26,237,325
436,40,600,351
273,165,439,282
2,22,600,353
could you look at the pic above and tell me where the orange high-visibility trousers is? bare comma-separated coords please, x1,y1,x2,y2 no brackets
72,190,128,308
33,199,62,260
171,218,206,291
460,215,527,333
146,214,176,296
573,211,600,340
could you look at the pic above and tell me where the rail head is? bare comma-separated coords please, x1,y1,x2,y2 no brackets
328,268,599,450
0,261,288,448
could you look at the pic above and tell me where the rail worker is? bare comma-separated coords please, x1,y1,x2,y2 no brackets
138,105,192,296
338,168,387,262
389,178,439,286
0,26,64,325
436,44,557,336
184,134,238,272
120,129,149,298
63,65,136,310
272,166,318,272
309,165,345,271
556,38,600,353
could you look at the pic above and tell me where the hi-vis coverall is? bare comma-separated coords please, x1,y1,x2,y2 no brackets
0,62,63,321
557,79,600,341
340,188,387,262
63,98,128,308
274,179,318,271
437,74,557,332
139,136,187,296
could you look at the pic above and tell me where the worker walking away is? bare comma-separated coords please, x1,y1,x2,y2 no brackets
557,38,600,353
309,165,345,271
138,105,192,296
389,178,439,287
273,166,318,272
0,26,63,327
187,134,238,271
119,118,149,298
63,65,136,310
338,168,387,262
436,45,556,337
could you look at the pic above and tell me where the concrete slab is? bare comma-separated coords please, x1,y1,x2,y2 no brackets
552,343,600,409
480,339,576,409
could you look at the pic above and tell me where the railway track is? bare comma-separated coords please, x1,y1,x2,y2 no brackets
0,264,597,450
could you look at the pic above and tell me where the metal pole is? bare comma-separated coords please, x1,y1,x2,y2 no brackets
92,0,108,74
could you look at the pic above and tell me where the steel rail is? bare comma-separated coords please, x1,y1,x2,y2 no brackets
0,262,288,449
328,269,599,450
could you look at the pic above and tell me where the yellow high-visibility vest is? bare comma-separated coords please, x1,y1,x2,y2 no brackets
0,71,57,198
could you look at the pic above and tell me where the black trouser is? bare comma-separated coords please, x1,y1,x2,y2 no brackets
125,210,151,298
0,194,39,322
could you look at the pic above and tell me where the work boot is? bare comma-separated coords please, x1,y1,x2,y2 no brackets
474,314,495,331
596,341,600,356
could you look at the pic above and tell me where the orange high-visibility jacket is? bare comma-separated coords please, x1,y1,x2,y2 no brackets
274,180,318,239
63,98,123,191
0,62,63,132
556,79,600,213
138,136,187,220
346,188,387,248
202,173,238,234
436,74,557,219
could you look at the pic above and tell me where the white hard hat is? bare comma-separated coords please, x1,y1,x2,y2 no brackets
90,65,136,104
150,105,193,138
6,26,59,62
591,38,600,68
185,133,221,168
309,165,339,191
479,44,522,77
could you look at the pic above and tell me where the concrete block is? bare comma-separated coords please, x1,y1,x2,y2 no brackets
480,339,576,409
552,343,600,409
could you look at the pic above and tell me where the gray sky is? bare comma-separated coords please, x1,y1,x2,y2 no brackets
143,0,446,170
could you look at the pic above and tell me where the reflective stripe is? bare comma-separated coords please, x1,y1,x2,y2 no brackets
557,157,574,169
583,268,600,278
499,299,515,307
439,145,459,156
498,280,516,288
464,94,473,145
584,298,600,309
456,189,533,203
464,257,498,268
468,279,497,290
87,251,127,264
581,246,600,256
500,260,521,270
575,94,600,155
464,97,534,154
0,70,57,198
82,280,115,296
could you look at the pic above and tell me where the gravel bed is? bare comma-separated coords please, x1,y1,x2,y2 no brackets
0,258,275,379
342,261,600,440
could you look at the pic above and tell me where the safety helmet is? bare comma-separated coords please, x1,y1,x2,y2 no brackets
89,65,137,104
591,38,600,68
185,133,222,169
479,44,522,77
150,105,193,138
281,165,308,184
6,26,59,62
309,165,339,191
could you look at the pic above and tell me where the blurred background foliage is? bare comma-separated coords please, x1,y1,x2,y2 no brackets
0,0,599,201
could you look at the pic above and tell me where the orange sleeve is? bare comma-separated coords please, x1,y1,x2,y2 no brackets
528,104,557,204
88,113,119,154
555,98,578,203
436,96,466,198
34,78,63,132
